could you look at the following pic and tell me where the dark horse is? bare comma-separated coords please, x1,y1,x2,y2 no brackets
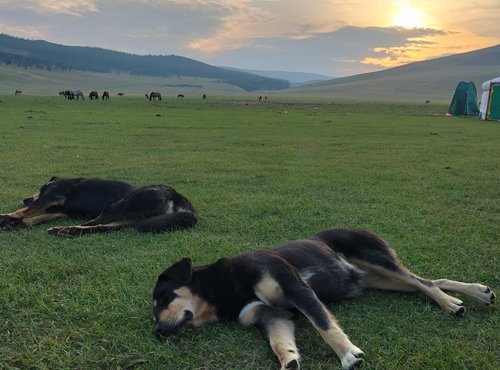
65,90,85,100
89,91,99,100
102,91,110,100
149,92,162,101
15,90,22,96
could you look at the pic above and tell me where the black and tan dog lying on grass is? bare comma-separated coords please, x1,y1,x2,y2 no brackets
153,228,495,370
0,177,197,236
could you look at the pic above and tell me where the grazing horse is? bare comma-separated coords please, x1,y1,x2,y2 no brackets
149,92,162,101
117,92,124,96
59,91,66,97
66,90,85,100
15,90,22,96
89,91,99,100
177,94,185,98
202,94,207,100
145,93,149,99
102,91,110,100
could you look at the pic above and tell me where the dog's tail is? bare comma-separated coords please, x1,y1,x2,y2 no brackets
135,211,198,233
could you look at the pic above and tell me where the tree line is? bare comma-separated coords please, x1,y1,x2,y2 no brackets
0,34,290,91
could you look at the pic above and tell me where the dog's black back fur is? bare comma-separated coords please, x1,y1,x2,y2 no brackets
89,184,197,233
155,235,366,323
24,177,134,218
312,229,401,272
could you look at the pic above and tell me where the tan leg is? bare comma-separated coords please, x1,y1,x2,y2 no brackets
352,259,465,315
363,271,418,292
1,196,65,230
48,221,131,236
24,213,68,226
434,279,496,305
302,307,364,370
239,302,301,370
0,208,32,229
254,273,364,370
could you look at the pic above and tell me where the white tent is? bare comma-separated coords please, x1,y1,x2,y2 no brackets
479,76,500,120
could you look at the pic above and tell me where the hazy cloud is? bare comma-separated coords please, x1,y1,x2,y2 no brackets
0,0,498,76
0,21,47,39
0,0,98,15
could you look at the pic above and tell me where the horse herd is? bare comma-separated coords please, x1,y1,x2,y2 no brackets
58,90,110,100
50,90,208,101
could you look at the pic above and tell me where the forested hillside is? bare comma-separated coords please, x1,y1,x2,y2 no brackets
0,34,289,91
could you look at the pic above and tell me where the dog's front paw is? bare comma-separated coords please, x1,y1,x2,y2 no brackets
0,215,25,230
48,226,81,237
340,346,364,370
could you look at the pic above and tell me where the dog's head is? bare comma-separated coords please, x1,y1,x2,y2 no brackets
23,177,61,206
153,258,217,337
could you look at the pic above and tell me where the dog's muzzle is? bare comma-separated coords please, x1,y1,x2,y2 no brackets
155,310,193,337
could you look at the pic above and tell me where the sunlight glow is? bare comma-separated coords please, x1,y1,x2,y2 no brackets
393,7,424,28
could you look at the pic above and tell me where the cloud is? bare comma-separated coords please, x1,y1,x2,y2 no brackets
360,27,448,67
0,0,98,16
0,21,47,39
159,0,365,53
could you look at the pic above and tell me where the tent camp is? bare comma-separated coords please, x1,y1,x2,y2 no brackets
448,81,479,116
479,77,500,120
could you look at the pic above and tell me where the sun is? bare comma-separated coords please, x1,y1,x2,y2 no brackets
393,7,424,28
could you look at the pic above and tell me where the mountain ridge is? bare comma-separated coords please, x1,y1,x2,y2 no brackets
0,34,289,92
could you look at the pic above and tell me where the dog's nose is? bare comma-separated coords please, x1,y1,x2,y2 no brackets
155,323,166,337
155,322,175,337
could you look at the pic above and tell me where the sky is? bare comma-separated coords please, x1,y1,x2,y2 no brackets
1,0,499,77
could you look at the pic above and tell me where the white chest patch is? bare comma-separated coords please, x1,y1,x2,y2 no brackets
165,200,175,214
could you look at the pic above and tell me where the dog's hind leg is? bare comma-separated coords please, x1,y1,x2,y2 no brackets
239,301,301,370
48,221,131,237
135,211,197,233
314,229,494,315
355,260,468,315
433,279,496,305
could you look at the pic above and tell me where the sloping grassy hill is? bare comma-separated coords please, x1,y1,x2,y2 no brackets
290,45,500,103
0,34,290,92
0,64,245,96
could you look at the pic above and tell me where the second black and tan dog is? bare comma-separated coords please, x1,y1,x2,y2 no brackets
153,228,496,370
0,177,197,236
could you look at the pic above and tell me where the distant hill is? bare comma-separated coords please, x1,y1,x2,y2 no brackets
222,66,332,85
0,34,289,92
290,44,500,102
0,63,247,96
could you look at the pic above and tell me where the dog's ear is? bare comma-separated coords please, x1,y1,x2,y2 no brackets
49,176,59,182
159,258,193,283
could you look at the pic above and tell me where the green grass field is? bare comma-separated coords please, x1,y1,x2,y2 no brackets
0,95,498,369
